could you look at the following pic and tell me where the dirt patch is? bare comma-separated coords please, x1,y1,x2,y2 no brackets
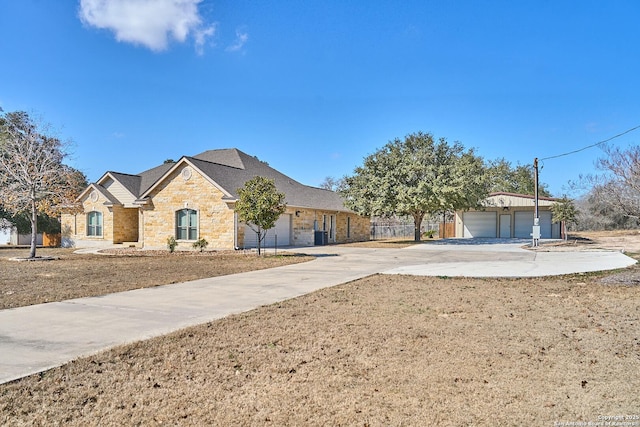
538,230,640,253
1,273,638,426
0,248,312,310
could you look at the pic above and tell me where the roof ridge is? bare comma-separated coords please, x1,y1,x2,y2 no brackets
489,191,558,201
186,155,245,170
107,171,141,178
191,148,246,170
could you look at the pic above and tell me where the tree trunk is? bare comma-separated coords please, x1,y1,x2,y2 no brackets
256,227,262,256
413,212,424,242
442,212,446,238
30,197,38,259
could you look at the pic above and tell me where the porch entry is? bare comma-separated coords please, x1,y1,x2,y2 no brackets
323,214,336,243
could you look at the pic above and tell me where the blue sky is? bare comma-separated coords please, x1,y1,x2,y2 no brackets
1,1,639,197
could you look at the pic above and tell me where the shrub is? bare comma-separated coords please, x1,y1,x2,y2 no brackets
192,238,208,252
422,229,436,239
167,236,177,253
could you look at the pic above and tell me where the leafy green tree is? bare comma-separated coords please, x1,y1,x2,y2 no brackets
550,196,578,240
486,158,551,197
0,110,85,258
0,206,62,235
340,131,489,241
235,176,286,255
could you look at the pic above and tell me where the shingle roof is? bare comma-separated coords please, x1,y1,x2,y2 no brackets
93,184,120,205
192,149,246,169
107,172,140,197
138,162,176,195
95,149,351,212
187,149,348,211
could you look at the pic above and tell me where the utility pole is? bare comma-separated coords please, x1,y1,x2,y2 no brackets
532,158,540,247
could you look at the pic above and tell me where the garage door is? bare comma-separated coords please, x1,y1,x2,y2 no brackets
539,211,552,239
514,211,552,238
243,214,291,248
514,212,533,238
463,212,496,238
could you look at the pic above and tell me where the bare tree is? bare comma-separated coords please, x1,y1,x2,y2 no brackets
593,144,640,219
319,176,344,192
566,144,640,231
0,110,84,258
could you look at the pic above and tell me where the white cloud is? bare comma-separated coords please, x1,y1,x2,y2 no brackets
79,0,216,53
226,28,248,52
194,24,216,56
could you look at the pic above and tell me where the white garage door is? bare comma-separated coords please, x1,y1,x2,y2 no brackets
463,212,496,238
514,211,552,238
514,212,533,238
243,214,291,248
539,211,552,239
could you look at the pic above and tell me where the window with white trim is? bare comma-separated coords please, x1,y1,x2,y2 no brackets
87,211,103,237
176,209,198,240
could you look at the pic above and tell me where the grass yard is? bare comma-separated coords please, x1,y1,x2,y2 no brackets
0,234,639,425
0,248,312,310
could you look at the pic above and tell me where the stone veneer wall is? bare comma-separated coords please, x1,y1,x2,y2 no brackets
235,207,369,248
60,191,115,246
290,209,369,246
112,206,139,243
142,165,235,249
291,208,315,246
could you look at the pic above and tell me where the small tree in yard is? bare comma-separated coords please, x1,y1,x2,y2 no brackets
0,110,85,258
235,176,286,255
551,196,578,241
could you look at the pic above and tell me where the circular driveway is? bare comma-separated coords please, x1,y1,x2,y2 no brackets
384,239,637,277
297,239,637,278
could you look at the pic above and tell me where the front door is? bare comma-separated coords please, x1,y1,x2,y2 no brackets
499,214,511,238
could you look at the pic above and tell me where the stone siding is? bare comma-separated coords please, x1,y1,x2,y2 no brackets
290,209,369,246
60,190,114,247
142,165,235,249
112,206,139,243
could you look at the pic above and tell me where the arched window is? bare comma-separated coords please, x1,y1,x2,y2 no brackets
176,209,198,240
87,211,103,237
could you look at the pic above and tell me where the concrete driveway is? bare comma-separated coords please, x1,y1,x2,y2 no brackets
382,239,637,277
0,240,635,384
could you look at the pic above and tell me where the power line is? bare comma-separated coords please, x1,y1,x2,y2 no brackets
539,124,640,161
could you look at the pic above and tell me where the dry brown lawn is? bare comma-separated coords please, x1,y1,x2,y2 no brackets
0,248,312,310
1,234,639,425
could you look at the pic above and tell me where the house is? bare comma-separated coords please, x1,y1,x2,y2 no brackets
454,192,562,239
0,219,44,246
61,148,370,249
0,219,11,245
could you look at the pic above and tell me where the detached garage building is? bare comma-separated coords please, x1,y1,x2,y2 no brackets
454,192,562,239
